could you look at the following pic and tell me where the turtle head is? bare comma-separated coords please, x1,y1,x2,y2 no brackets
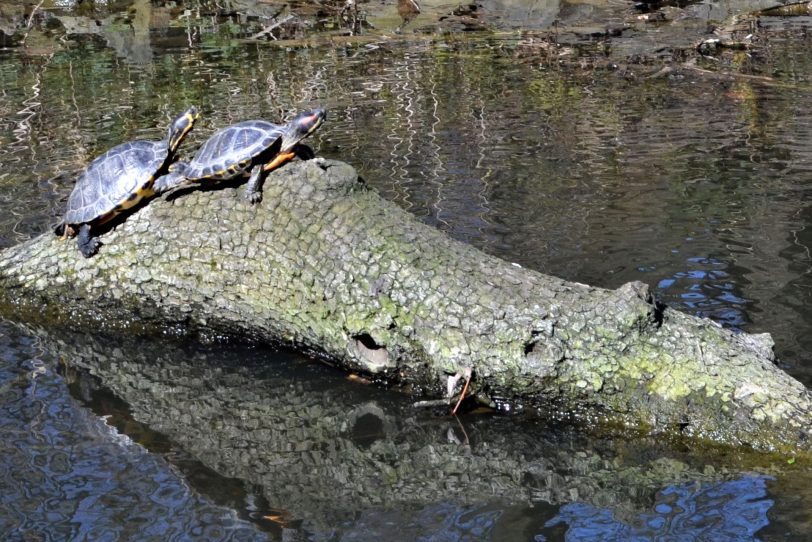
167,106,200,153
281,107,326,151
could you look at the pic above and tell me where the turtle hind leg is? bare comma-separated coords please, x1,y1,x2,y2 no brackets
54,223,70,239
76,224,101,258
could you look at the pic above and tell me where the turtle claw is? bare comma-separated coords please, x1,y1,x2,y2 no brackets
75,224,101,258
245,190,263,204
78,237,101,258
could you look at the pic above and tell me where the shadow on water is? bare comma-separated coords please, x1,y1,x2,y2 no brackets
1,321,809,540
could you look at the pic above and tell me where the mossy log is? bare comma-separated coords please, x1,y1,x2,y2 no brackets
0,159,810,453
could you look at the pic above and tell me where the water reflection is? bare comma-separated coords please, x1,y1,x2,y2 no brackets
655,256,750,327
541,475,773,542
9,330,800,540
0,323,269,541
3,323,806,540
341,502,507,541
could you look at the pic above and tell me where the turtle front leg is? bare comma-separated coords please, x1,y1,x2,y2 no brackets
262,151,297,174
75,224,101,258
245,150,297,204
244,166,269,204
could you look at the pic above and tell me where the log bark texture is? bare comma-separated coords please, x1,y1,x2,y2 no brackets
0,159,810,453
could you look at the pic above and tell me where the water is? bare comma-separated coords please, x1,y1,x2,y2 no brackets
1,322,802,540
1,0,811,540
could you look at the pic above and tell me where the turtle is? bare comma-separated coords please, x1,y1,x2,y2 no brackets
163,107,326,203
56,106,200,258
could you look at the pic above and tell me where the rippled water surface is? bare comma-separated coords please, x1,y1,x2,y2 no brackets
1,0,812,540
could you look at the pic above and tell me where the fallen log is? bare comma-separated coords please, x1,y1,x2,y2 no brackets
0,159,809,453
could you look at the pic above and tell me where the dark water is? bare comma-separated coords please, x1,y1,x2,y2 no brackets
1,0,811,540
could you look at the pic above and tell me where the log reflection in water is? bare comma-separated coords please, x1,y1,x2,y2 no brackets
43,325,768,532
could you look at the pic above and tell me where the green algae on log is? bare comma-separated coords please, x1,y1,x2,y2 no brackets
0,159,809,453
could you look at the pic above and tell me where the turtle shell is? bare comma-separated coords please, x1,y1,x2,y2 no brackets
182,120,285,181
63,140,167,226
